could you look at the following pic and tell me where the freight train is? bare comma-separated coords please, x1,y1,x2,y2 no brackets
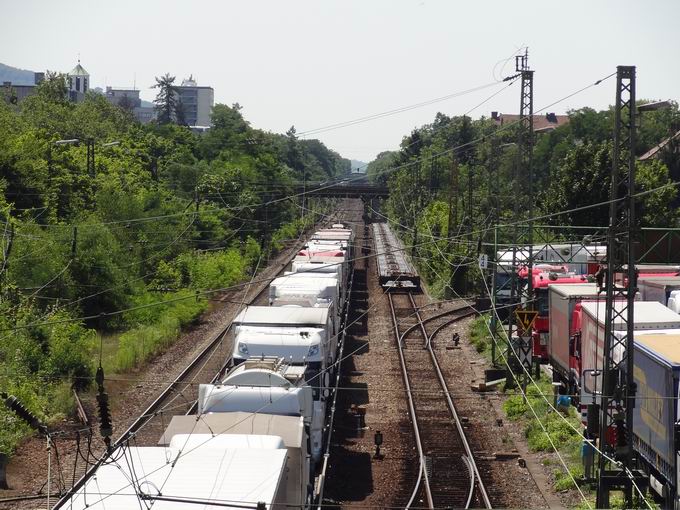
63,223,355,509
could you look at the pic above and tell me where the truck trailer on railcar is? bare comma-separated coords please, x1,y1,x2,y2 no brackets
633,334,680,508
579,301,680,424
547,283,601,397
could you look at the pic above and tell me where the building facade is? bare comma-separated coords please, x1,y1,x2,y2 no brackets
175,76,214,126
2,72,44,103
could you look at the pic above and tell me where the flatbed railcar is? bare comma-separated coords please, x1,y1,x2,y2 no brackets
372,221,420,290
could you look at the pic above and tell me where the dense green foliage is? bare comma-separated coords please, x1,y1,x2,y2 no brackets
368,103,680,296
0,74,349,453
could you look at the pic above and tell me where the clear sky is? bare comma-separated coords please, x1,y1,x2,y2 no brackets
1,0,679,162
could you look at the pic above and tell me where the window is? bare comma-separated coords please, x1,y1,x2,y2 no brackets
84,78,88,91
75,77,80,91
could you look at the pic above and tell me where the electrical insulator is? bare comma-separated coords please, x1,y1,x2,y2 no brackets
615,418,627,447
94,366,113,450
1,393,47,435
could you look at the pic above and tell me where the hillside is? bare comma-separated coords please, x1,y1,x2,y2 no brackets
0,62,36,85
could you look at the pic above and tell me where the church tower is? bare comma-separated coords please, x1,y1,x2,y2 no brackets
68,59,89,95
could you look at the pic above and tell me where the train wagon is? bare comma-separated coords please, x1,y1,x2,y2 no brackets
199,356,327,463
372,222,420,290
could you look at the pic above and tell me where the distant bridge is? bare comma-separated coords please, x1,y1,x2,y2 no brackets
294,182,389,198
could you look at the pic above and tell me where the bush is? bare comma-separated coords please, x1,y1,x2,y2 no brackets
115,291,207,371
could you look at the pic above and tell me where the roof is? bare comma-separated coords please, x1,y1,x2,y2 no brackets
492,112,569,132
234,306,329,326
64,442,286,509
158,413,305,447
639,129,680,161
635,334,680,365
69,62,89,76
549,283,600,298
581,301,680,328
639,277,680,288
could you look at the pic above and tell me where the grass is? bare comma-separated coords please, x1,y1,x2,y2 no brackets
466,318,599,507
114,291,208,372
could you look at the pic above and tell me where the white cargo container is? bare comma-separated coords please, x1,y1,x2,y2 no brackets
199,357,328,463
547,283,601,389
270,275,338,304
580,301,680,401
638,277,680,305
292,256,346,294
269,275,341,339
64,434,289,509
159,413,311,507
280,270,346,312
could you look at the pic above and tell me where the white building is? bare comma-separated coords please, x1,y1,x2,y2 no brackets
176,75,214,126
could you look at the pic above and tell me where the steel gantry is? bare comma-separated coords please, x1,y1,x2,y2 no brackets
506,50,535,388
595,65,647,509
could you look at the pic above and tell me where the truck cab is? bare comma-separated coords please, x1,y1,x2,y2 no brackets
530,273,590,363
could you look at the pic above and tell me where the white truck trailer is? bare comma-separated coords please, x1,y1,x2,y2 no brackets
159,412,311,506
63,433,290,509
580,301,680,414
638,277,680,306
269,274,341,339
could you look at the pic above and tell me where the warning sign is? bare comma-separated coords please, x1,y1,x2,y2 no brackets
515,309,539,331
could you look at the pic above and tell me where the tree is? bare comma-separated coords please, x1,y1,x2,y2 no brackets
152,73,179,125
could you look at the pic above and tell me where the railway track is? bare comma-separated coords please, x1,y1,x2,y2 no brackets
388,292,492,509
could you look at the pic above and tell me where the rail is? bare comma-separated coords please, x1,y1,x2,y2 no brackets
388,293,492,509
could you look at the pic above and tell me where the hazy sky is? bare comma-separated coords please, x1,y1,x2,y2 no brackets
1,0,679,162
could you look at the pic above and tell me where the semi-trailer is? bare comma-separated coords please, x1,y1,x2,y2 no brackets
159,412,312,507
633,334,680,508
64,433,291,509
579,301,680,423
638,277,680,306
530,273,591,363
547,283,601,395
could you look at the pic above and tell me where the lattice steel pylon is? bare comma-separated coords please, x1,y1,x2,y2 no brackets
507,50,534,389
595,65,645,509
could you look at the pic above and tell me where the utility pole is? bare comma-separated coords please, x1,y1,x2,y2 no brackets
488,137,501,366
596,65,644,509
412,162,421,258
508,49,534,391
86,138,95,178
446,158,459,298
